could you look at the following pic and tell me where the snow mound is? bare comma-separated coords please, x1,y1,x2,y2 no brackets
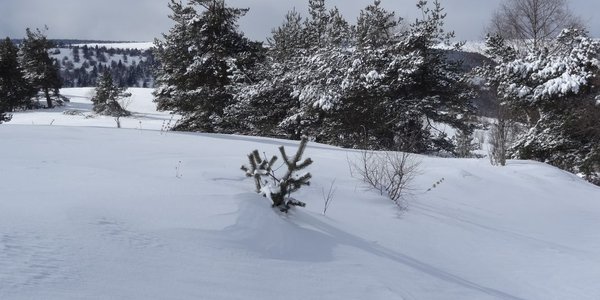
218,194,336,262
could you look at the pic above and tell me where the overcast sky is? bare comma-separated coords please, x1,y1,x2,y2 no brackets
1,0,599,42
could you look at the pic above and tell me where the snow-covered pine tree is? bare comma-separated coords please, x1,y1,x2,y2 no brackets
221,8,307,137
153,0,262,133
153,0,195,112
393,0,475,152
19,28,62,108
304,0,330,50
91,72,131,117
227,0,474,153
321,0,474,152
0,37,35,117
227,1,350,140
269,9,305,61
274,0,354,141
355,0,398,50
484,28,600,184
317,0,401,148
223,58,294,137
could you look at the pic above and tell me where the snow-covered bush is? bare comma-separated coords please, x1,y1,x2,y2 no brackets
241,137,313,213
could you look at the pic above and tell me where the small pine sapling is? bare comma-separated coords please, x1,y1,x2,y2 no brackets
242,150,278,193
241,137,313,213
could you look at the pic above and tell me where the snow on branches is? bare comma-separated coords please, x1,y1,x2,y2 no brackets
479,28,600,185
241,137,313,213
489,28,600,106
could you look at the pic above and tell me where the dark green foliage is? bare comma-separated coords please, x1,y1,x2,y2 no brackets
0,37,35,121
241,137,313,212
91,72,131,117
159,0,474,156
480,28,600,184
19,28,62,108
355,0,398,49
512,97,600,184
320,0,474,152
153,0,263,132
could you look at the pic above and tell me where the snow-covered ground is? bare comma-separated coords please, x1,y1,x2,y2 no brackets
9,88,179,130
73,42,154,50
437,40,487,54
2,88,600,299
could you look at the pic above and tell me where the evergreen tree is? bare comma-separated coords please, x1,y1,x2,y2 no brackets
230,0,353,140
355,0,398,49
91,72,131,117
268,9,305,61
483,28,600,184
229,0,474,152
0,37,35,114
288,0,474,152
153,0,262,132
19,28,62,108
393,0,475,152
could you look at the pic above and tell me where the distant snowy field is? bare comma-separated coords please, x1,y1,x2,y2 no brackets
2,88,600,299
9,88,179,130
73,42,155,50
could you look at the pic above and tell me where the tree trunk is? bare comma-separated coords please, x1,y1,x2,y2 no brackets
44,87,53,108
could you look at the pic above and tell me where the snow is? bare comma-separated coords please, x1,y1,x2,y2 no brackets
2,88,600,299
436,40,487,54
9,88,180,130
73,42,155,50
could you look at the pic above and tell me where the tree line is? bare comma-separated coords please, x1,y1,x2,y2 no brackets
153,0,474,154
152,0,600,184
0,31,155,123
1,28,62,123
55,45,154,88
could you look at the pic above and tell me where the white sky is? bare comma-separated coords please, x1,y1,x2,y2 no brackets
1,0,598,42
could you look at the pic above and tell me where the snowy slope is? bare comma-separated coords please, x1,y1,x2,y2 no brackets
51,48,149,70
9,88,179,130
2,89,600,299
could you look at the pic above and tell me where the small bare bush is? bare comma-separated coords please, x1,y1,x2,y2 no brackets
321,179,336,215
488,107,519,166
349,149,420,207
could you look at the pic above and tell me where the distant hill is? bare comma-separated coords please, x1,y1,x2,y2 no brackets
11,39,146,46
50,44,155,88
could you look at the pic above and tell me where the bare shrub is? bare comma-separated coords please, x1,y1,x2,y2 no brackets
349,149,420,207
488,107,518,166
489,0,583,52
